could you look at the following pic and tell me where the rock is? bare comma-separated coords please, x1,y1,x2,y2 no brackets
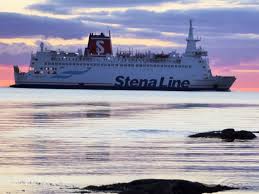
221,128,235,140
189,128,257,141
235,130,257,140
82,179,237,194
189,131,221,138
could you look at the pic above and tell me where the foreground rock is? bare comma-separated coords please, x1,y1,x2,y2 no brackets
81,179,237,194
189,128,257,141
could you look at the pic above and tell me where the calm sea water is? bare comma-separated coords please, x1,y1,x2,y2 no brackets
0,88,259,194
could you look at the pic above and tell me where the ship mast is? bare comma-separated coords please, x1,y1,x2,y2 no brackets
185,20,200,55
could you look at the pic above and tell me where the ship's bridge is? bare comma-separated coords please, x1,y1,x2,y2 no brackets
193,47,208,57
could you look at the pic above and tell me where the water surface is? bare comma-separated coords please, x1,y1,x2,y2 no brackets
0,88,259,193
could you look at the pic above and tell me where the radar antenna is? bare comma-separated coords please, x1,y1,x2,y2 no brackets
40,42,44,52
185,19,200,55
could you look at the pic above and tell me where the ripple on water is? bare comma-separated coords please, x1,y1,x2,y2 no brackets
0,89,258,193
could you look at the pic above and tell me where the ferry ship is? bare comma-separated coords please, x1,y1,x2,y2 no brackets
11,20,236,91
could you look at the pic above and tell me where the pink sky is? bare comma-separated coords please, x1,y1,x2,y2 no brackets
212,61,259,91
0,65,28,87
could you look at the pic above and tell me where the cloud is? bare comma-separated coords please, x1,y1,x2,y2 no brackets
28,0,196,14
79,8,259,34
1,6,259,72
232,69,259,73
28,4,70,15
2,7,259,42
235,0,259,5
0,42,35,54
26,0,259,18
0,53,31,65
0,12,101,39
0,11,185,45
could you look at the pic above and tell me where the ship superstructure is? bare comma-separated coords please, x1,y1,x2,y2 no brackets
11,20,236,91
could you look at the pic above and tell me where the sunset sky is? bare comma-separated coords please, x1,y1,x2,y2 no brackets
0,0,259,91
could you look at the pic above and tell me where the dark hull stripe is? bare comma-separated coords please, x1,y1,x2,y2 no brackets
13,81,113,85
10,84,230,91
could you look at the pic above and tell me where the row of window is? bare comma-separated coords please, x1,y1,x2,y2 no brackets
35,70,56,75
52,57,80,61
51,57,176,62
41,67,57,71
43,62,192,69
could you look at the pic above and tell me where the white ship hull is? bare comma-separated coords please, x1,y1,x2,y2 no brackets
12,66,235,91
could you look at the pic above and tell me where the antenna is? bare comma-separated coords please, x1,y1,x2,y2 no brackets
106,26,111,37
40,42,44,52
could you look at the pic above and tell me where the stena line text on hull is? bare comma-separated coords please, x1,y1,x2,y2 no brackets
115,76,190,89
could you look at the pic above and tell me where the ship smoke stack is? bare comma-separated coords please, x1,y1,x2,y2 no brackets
85,32,113,56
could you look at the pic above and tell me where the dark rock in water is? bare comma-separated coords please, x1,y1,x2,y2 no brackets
82,179,237,194
235,130,257,140
221,128,236,140
189,128,257,141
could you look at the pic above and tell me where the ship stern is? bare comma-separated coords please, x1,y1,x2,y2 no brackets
10,66,24,88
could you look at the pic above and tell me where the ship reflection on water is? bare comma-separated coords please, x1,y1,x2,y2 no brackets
0,89,259,193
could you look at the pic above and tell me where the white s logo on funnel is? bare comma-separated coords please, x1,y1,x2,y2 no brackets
96,40,104,54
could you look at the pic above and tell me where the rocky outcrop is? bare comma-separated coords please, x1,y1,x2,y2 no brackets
189,128,257,141
81,179,237,194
